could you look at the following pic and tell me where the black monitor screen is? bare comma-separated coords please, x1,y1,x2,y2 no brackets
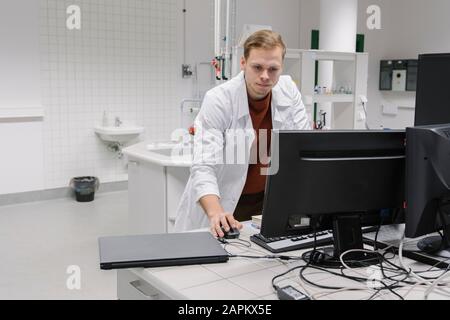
261,130,406,238
415,53,450,126
256,130,406,267
406,125,450,247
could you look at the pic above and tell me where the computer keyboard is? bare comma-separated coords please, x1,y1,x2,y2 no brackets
250,230,334,253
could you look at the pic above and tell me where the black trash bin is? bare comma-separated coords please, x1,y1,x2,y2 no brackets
70,176,99,202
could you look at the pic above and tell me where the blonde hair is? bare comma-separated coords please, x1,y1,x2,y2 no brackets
243,30,286,60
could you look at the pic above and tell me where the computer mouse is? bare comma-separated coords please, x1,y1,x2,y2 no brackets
220,226,240,239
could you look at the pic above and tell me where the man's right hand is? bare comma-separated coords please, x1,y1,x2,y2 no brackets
199,195,243,238
208,211,243,238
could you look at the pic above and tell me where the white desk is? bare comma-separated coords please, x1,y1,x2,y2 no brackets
117,223,450,300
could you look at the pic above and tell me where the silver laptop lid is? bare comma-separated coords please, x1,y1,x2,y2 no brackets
98,232,228,267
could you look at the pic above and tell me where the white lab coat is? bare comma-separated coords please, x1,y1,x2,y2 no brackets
174,71,311,231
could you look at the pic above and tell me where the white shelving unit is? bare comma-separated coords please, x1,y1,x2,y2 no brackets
284,49,369,130
312,94,354,104
284,49,368,130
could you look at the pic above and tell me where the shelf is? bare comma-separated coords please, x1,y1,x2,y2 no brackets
311,52,356,62
313,94,354,103
0,107,44,121
285,52,302,59
283,49,368,129
285,49,364,62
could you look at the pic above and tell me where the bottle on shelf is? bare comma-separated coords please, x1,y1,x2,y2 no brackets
102,111,109,126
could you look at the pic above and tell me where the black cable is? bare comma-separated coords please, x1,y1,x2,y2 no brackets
313,225,318,253
227,232,405,297
368,273,411,300
415,262,450,280
380,246,450,279
296,226,357,292
376,262,412,298
299,240,448,299
367,290,379,300
369,275,410,300
305,239,441,299
373,216,384,251
270,226,317,295
419,258,450,273
271,265,306,291
229,254,300,260
382,247,397,260
338,259,407,283
376,249,450,297
222,237,302,261
380,281,404,300
224,231,450,299
298,227,388,291
222,232,312,260
299,250,406,299
379,266,413,284
299,264,368,290
438,229,445,243
226,238,251,248
303,224,318,266
381,253,409,273
377,251,417,286
297,239,449,299
365,250,450,299
339,250,405,300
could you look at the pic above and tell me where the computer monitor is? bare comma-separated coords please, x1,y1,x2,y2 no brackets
405,124,450,256
415,53,450,126
260,130,406,267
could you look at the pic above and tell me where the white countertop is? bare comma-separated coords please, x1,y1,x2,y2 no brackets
122,141,192,167
125,223,450,300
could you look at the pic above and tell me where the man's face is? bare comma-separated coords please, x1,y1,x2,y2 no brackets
240,47,283,100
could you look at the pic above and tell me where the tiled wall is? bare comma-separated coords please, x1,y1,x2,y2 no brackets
40,0,180,188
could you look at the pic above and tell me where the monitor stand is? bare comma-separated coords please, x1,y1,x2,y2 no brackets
302,214,380,269
417,206,450,257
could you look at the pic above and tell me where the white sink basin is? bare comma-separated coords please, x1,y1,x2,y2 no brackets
147,148,175,157
122,141,194,167
146,142,179,150
146,142,194,162
94,125,145,143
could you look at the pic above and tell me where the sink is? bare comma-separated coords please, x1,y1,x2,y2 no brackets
94,125,145,143
146,142,194,161
147,148,174,157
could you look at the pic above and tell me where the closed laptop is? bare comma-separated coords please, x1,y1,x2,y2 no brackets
98,232,229,270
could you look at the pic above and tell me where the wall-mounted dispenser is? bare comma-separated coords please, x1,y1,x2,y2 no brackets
379,59,418,91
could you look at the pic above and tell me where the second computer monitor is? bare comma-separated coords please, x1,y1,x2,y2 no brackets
414,53,450,126
405,124,450,255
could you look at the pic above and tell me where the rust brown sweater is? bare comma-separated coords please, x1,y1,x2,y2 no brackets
242,92,273,195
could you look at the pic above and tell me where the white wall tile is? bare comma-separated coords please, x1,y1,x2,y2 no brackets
40,0,179,189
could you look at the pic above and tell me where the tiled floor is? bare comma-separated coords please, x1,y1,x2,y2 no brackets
0,191,129,300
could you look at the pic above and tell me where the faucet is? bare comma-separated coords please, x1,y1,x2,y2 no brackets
115,117,122,127
180,98,202,128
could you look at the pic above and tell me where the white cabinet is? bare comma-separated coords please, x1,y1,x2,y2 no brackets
166,167,191,232
283,49,369,130
128,159,166,234
124,142,191,234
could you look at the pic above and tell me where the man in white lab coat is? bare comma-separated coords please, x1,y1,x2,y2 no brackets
174,30,311,237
